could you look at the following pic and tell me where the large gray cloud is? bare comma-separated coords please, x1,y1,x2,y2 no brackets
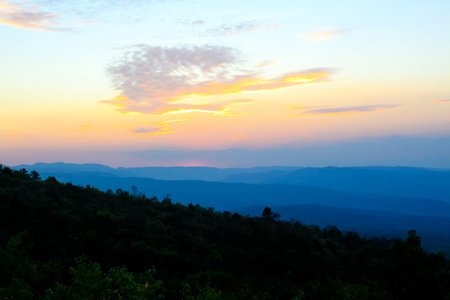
101,44,257,114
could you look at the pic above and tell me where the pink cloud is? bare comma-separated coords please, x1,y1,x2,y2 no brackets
291,104,399,116
0,1,68,31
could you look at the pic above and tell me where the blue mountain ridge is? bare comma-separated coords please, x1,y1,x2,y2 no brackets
13,162,450,252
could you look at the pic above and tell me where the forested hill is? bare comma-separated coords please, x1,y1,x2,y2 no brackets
1,165,450,299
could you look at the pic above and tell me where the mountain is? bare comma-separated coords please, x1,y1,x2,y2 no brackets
13,162,450,202
224,166,450,202
7,135,450,168
1,164,450,299
14,162,299,182
14,162,116,174
235,204,450,252
13,162,450,253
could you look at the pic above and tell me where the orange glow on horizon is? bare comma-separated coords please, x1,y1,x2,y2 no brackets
177,161,210,167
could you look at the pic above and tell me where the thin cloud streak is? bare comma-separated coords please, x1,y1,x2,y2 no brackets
299,27,350,42
257,60,278,68
431,99,450,103
291,104,400,116
209,21,278,36
131,120,179,137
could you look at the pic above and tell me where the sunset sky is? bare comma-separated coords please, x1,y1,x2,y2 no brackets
1,0,450,167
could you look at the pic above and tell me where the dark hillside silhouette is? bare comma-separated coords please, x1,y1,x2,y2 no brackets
1,164,450,299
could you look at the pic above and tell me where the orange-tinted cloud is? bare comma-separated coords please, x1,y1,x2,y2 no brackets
7,131,27,140
299,27,350,42
0,129,26,141
0,1,68,31
101,44,334,115
431,99,450,103
131,120,177,137
60,125,93,133
184,70,332,96
291,104,399,116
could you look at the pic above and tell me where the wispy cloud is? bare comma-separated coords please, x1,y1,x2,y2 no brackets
3,130,27,140
191,19,205,26
1,0,176,30
0,0,69,31
209,20,278,36
101,44,334,115
291,104,399,116
131,119,184,137
257,60,278,68
431,99,450,103
131,125,172,136
298,27,350,42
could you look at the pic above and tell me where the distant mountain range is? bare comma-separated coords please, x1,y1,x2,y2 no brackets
14,162,450,202
223,166,450,202
12,162,450,252
13,162,299,181
6,135,450,168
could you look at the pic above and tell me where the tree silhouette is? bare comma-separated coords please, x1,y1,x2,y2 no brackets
30,170,40,180
262,206,280,220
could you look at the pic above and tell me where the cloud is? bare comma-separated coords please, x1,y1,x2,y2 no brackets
131,121,175,137
101,44,334,115
35,0,180,25
257,60,278,68
0,0,174,30
209,20,278,36
132,127,160,134
431,99,450,103
191,19,205,25
299,27,350,42
291,104,399,116
4,130,27,140
132,126,172,136
0,0,68,31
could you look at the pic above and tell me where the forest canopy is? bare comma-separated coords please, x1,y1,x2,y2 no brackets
1,164,449,299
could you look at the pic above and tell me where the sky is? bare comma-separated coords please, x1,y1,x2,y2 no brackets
1,0,450,167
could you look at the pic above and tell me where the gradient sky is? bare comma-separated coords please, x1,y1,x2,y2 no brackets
1,0,450,167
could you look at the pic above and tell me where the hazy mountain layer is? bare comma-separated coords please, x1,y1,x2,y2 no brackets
224,166,450,202
22,171,450,218
14,163,450,202
14,162,450,253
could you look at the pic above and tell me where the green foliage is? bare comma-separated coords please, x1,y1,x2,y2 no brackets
43,257,164,300
0,278,33,300
1,164,450,299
